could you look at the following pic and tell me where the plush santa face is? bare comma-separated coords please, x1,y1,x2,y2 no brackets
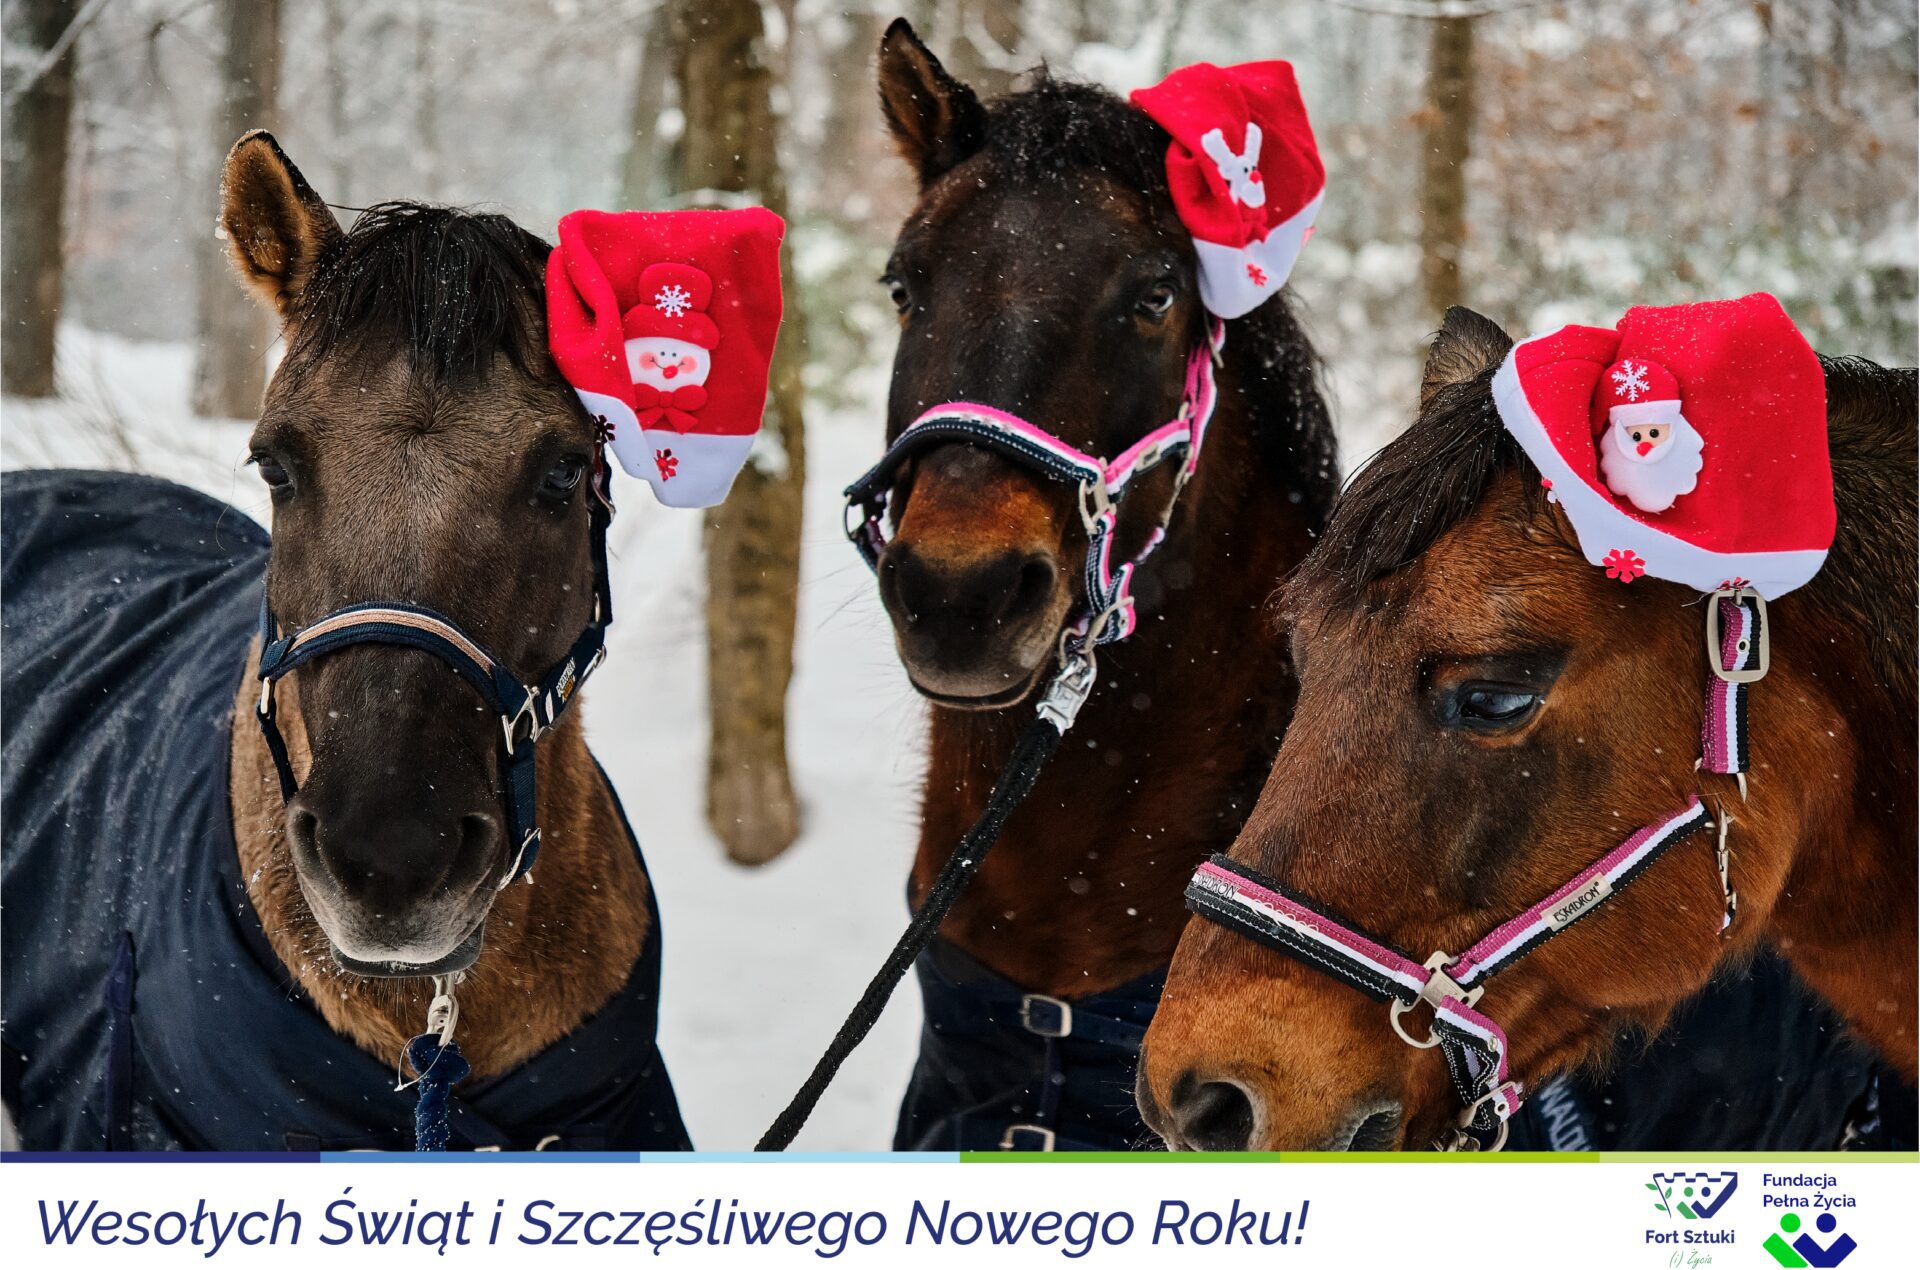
1599,406,1705,514
625,337,711,391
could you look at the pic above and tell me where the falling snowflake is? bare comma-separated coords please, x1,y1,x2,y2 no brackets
1603,548,1645,582
654,284,692,318
1611,360,1651,401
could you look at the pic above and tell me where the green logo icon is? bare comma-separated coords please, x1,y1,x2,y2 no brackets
1764,1213,1858,1268
1648,1171,1738,1220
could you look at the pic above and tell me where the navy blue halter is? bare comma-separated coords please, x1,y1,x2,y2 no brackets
253,479,615,887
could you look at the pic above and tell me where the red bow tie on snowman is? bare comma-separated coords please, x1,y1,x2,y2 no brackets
546,208,785,507
1493,292,1834,599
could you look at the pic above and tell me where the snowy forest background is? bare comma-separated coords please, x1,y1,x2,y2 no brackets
3,0,1916,1149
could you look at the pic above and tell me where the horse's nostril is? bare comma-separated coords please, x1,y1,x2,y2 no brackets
1008,555,1058,624
1341,1104,1403,1151
461,812,500,859
287,807,321,868
1170,1076,1256,1152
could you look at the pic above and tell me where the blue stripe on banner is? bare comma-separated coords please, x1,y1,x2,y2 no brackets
2,1152,321,1163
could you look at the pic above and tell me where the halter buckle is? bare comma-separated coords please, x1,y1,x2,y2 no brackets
1019,993,1073,1038
1035,651,1098,734
1705,587,1769,684
502,694,543,754
1441,1085,1519,1153
1387,952,1482,1049
1076,477,1113,536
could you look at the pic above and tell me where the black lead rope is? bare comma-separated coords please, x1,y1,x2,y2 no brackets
756,663,1090,1150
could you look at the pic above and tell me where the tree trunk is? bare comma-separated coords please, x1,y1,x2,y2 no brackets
672,0,806,865
2,0,81,398
191,0,281,419
618,3,675,209
1417,8,1475,320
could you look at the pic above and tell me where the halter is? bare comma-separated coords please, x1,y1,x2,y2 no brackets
758,321,1227,1152
1186,798,1715,1151
253,472,615,890
844,319,1226,702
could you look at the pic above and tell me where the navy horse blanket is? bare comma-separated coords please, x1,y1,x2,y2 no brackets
1,471,689,1151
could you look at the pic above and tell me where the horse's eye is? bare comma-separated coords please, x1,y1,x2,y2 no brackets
251,454,291,493
1454,685,1541,729
881,274,912,315
1136,282,1177,320
541,456,587,500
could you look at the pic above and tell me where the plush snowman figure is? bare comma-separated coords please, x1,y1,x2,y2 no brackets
621,261,719,436
1595,356,1705,514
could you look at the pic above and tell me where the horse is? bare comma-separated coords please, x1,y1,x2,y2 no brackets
1138,306,1918,1151
863,21,1338,1151
0,133,689,1151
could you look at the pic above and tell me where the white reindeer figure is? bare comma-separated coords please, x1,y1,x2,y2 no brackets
1200,122,1265,209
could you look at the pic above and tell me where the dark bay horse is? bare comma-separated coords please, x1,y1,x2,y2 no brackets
865,22,1338,1151
1140,307,1917,1151
1,133,687,1150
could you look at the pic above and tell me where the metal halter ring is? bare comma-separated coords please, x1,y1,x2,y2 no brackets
1387,951,1482,1049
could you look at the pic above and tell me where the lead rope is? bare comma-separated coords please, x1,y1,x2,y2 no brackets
756,655,1096,1151
394,973,468,1152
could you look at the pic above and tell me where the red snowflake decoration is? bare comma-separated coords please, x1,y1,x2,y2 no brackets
654,448,679,481
1603,548,1645,582
1245,262,1269,287
1717,576,1749,591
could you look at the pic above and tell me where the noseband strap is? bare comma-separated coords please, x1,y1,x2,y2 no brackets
844,319,1225,661
1185,797,1713,1150
254,479,615,888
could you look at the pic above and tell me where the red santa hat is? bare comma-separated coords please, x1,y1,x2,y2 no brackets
1130,60,1325,319
1592,355,1686,432
622,262,720,349
1492,293,1833,599
546,208,785,508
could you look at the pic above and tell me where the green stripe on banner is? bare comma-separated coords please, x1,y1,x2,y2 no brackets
962,1151,1601,1163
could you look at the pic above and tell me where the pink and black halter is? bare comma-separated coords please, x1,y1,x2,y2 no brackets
1186,799,1715,1150
845,320,1225,675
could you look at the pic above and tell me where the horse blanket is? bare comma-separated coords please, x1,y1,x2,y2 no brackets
900,940,1913,1151
1,471,690,1151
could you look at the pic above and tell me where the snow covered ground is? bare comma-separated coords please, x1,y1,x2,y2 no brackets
0,321,1401,1152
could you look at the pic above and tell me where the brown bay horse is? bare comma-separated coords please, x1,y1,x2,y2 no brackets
1139,306,1917,1151
1,133,687,1150
865,22,1338,1151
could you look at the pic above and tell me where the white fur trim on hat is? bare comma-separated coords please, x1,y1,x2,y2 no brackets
1492,347,1826,599
1190,188,1323,319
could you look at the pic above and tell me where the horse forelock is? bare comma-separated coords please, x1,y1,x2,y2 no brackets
288,201,552,383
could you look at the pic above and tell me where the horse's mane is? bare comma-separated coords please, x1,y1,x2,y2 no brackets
1809,357,1917,704
1295,342,1918,703
290,202,553,380
1291,353,1526,603
984,71,1341,531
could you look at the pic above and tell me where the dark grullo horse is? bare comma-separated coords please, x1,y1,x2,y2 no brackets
1140,307,1918,1151
1,134,687,1150
865,23,1338,1151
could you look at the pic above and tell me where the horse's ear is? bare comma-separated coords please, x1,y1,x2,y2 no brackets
1421,306,1513,412
877,18,986,185
218,130,344,323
